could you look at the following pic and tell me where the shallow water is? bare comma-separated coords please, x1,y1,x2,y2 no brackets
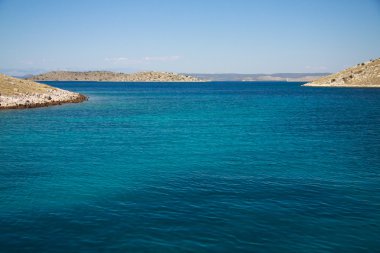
1,82,380,252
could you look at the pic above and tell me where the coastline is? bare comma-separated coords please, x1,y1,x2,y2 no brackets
0,73,87,110
0,93,87,110
303,58,380,88
303,83,380,88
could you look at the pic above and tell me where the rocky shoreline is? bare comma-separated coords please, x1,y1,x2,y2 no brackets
304,58,380,87
0,91,87,110
0,73,87,110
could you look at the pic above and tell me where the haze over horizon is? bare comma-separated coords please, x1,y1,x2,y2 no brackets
1,0,379,76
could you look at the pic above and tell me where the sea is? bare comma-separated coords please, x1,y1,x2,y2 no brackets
1,81,380,252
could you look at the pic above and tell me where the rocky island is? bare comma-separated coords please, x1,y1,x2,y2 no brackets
28,71,202,82
304,58,380,87
0,74,86,109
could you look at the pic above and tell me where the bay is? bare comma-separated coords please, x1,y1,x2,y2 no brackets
1,81,379,252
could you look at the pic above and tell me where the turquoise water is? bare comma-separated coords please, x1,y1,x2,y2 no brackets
1,81,380,252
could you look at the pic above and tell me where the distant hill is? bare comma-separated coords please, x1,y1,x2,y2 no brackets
25,71,330,82
304,58,380,87
28,71,202,82
187,73,330,82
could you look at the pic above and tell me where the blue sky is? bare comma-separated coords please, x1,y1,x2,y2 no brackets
0,0,379,74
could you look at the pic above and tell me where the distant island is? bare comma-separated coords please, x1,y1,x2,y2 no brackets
304,58,380,87
188,73,330,82
27,71,202,82
0,74,86,109
25,71,330,82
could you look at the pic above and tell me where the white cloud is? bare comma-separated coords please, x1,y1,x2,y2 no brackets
104,56,181,65
105,57,129,62
19,60,35,65
305,65,328,71
143,56,180,62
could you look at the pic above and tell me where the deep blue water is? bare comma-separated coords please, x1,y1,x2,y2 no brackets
1,81,380,252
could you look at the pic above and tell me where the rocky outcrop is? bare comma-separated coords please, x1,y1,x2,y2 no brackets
304,58,380,87
0,73,87,110
28,71,202,82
